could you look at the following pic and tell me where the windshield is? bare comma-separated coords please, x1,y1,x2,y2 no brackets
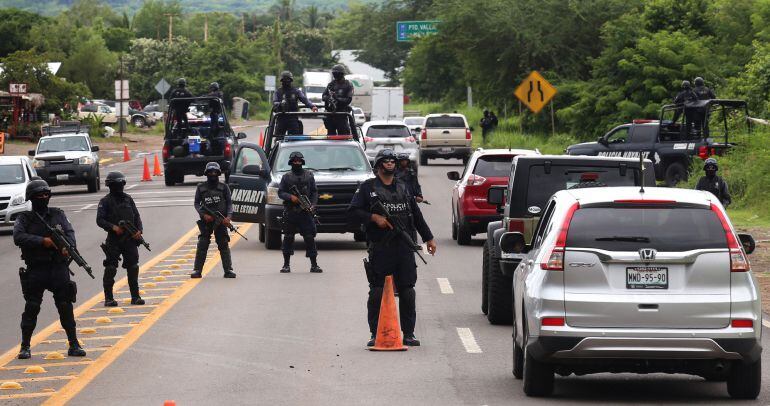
0,164,25,184
473,155,514,177
305,86,326,94
425,116,466,128
353,108,363,115
37,136,89,153
404,117,425,126
274,145,369,172
366,125,411,138
525,165,639,210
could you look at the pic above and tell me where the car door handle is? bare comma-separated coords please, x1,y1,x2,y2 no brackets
229,182,239,187
638,304,659,311
442,130,450,134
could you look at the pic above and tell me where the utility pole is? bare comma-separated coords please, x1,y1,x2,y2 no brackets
164,13,177,43
204,14,208,42
241,13,245,36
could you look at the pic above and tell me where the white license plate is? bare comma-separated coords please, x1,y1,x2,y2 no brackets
384,144,396,149
439,147,453,153
56,174,69,181
626,267,668,289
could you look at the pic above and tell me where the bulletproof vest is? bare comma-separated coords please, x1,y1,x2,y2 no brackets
701,176,725,199
198,182,227,213
106,193,136,225
18,209,68,265
208,90,224,112
694,86,711,100
372,178,414,232
283,170,312,206
277,87,301,112
328,80,353,109
676,90,697,104
171,88,192,99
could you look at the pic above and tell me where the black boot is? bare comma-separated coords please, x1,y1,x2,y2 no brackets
131,297,145,305
223,270,237,278
103,267,118,307
126,266,144,304
403,335,421,346
17,345,31,359
367,335,376,347
190,270,202,278
309,257,323,273
68,341,86,357
280,254,291,273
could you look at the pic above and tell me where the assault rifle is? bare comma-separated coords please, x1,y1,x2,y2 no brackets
290,185,320,225
118,220,151,251
371,196,427,265
199,203,248,240
33,211,95,279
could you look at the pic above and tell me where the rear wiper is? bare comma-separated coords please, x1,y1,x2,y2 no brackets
595,236,651,243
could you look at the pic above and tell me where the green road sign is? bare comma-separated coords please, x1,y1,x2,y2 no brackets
396,21,439,42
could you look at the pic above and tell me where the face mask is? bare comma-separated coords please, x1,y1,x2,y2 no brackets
333,73,344,81
291,163,303,173
281,80,292,88
207,175,219,184
109,184,124,194
705,169,717,177
31,197,49,213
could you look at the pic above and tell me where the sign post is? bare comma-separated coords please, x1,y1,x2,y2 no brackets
514,71,558,134
396,21,439,42
264,75,276,104
115,79,129,138
155,78,171,112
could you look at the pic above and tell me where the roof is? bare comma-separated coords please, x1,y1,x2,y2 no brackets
516,154,652,164
0,156,29,164
362,120,408,131
425,113,467,118
42,132,89,139
474,148,539,156
560,186,714,207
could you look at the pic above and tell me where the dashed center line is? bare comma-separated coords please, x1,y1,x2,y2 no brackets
436,278,454,294
457,328,482,354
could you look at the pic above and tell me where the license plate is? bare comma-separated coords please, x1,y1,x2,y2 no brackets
440,147,453,153
384,144,396,150
56,174,69,181
626,267,668,289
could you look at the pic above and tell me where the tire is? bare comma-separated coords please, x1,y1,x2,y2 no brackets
265,227,281,250
164,170,176,186
258,223,266,243
132,116,146,128
522,318,554,397
462,156,469,165
95,170,101,191
481,240,490,315
487,242,513,324
420,154,428,166
727,359,761,399
664,161,688,187
451,211,458,241
87,174,98,193
457,218,472,246
512,315,524,379
354,230,366,242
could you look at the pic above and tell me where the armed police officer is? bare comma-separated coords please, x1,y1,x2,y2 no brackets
14,180,86,359
191,162,236,278
274,71,317,136
207,82,225,151
395,153,424,203
693,77,716,136
672,80,698,138
696,157,731,207
96,171,145,307
349,149,437,347
170,78,193,131
278,151,322,273
322,64,354,135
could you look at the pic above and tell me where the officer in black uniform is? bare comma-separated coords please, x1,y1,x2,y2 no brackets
395,153,424,203
207,82,224,149
693,77,716,136
349,149,437,347
273,71,317,136
96,171,144,307
696,157,731,207
14,180,86,359
191,162,236,278
278,151,322,273
322,65,354,135
672,80,698,138
170,78,193,130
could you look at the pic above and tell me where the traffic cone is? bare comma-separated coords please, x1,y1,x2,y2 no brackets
123,144,130,162
258,129,264,147
152,153,163,176
163,401,176,406
368,275,407,351
141,157,152,182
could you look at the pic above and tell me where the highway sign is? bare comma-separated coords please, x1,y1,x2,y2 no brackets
396,21,439,42
514,71,557,114
155,78,171,96
9,83,27,95
265,75,276,92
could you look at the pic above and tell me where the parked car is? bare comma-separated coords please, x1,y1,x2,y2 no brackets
447,148,539,245
142,103,165,121
0,156,36,228
29,131,101,193
419,113,473,165
352,107,366,126
403,116,425,136
501,186,761,399
78,103,117,124
128,108,156,128
362,120,419,170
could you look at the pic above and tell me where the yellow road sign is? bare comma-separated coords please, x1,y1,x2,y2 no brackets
514,71,557,114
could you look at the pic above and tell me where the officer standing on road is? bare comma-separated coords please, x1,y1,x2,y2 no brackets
14,180,86,359
274,71,317,136
96,171,144,307
278,151,322,273
672,80,698,137
191,162,236,279
349,149,437,347
170,78,193,131
395,153,424,203
480,109,492,143
693,77,716,136
322,64,354,135
696,157,731,207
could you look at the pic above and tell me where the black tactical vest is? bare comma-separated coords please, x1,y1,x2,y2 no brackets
283,170,312,207
372,178,414,232
18,209,68,265
198,182,227,213
106,194,136,225
277,87,301,112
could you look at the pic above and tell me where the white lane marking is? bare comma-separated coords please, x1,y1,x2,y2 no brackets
75,203,96,213
436,278,454,294
763,319,770,328
457,328,482,353
126,184,138,190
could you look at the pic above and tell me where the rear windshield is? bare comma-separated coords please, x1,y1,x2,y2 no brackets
366,125,411,138
305,86,326,94
567,207,727,251
425,116,465,128
404,117,425,125
473,155,513,177
525,165,638,210
0,165,25,184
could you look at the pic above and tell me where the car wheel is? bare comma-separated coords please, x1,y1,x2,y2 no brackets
727,359,761,399
457,219,472,246
522,317,554,397
87,174,98,193
258,223,266,243
132,117,146,128
462,156,469,165
664,161,688,187
354,230,366,242
512,314,524,379
420,154,428,166
164,170,176,186
451,210,458,241
265,227,282,250
487,243,513,325
96,170,101,191
481,240,490,315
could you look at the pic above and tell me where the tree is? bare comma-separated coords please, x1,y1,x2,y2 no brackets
133,0,183,40
59,28,117,98
0,9,48,58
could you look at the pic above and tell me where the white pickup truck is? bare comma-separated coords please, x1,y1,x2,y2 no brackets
419,113,473,165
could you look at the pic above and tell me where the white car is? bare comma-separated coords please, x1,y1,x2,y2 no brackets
362,120,419,169
352,107,366,126
403,116,425,136
0,156,36,228
30,132,101,193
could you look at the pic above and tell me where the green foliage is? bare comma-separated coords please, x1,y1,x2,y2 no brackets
0,9,48,57
59,27,117,98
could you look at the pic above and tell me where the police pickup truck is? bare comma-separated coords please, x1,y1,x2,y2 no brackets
226,111,373,248
566,99,749,186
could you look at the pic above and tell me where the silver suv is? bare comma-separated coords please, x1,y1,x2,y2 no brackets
500,186,762,399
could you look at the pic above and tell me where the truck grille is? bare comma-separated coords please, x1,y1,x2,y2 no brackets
316,183,359,206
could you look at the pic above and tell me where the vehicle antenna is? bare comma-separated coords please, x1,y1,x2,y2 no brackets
639,150,645,194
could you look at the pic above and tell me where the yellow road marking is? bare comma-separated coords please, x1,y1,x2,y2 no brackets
99,158,114,166
77,314,149,321
42,336,125,344
2,361,93,371
0,392,54,400
0,375,75,384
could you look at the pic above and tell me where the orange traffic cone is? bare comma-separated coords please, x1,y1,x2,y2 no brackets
141,157,152,182
258,129,264,147
123,144,130,162
152,153,163,176
163,401,176,406
368,275,407,351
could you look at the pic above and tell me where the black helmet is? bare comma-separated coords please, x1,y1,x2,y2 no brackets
331,64,346,74
374,149,397,168
681,80,691,89
288,151,305,165
105,171,126,187
280,71,293,82
177,78,187,87
704,157,718,171
694,77,704,87
396,152,410,161
26,179,51,201
209,82,220,91
204,162,221,175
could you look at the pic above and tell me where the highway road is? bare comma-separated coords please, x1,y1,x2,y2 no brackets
0,128,767,405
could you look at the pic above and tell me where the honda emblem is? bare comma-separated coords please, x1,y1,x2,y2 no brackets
639,248,657,261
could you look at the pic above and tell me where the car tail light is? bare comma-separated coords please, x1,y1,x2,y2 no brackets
541,317,565,327
731,319,753,328
465,128,472,140
420,129,427,140
632,119,656,124
711,203,749,272
698,146,709,160
540,202,579,271
364,136,374,143
224,143,232,158
466,174,486,186
507,219,524,232
162,145,170,160
406,136,415,143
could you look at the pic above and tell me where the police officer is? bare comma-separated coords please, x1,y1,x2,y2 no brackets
14,180,86,359
673,80,698,137
278,151,322,273
322,64,354,135
274,71,317,136
395,153,424,203
96,171,144,307
349,149,437,347
693,77,716,136
170,78,193,131
480,109,492,143
696,157,731,207
191,162,236,278
207,82,224,145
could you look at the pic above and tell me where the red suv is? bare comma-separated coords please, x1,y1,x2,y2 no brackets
447,148,539,245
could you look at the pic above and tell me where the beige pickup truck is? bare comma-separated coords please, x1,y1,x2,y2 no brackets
419,113,473,165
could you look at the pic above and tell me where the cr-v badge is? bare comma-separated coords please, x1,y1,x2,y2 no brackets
528,206,541,214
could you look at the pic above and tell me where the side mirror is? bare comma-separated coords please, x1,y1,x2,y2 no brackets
237,132,247,140
242,164,263,176
500,232,527,255
469,126,475,132
487,186,506,206
446,171,460,181
738,233,756,255
28,150,36,156
91,145,100,152
414,126,422,132
598,137,609,146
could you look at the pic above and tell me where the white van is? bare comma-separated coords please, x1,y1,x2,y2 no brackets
302,70,332,109
0,156,37,228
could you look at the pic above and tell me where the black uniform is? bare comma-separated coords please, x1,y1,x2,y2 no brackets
273,87,314,135
696,174,731,207
348,177,433,337
14,208,79,348
693,85,716,136
193,181,234,272
672,89,698,137
322,79,354,135
480,112,492,142
396,166,423,199
208,89,225,147
170,87,193,129
96,192,143,302
278,169,318,258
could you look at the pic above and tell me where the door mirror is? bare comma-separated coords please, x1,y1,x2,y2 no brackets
469,126,475,132
446,171,460,181
91,145,100,152
738,233,756,255
598,136,609,146
242,164,263,176
414,126,421,132
487,185,506,206
28,150,36,156
237,132,247,140
500,232,527,255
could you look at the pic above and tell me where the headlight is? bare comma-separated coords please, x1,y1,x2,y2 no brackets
79,156,95,165
10,194,25,206
32,159,45,169
266,186,282,205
